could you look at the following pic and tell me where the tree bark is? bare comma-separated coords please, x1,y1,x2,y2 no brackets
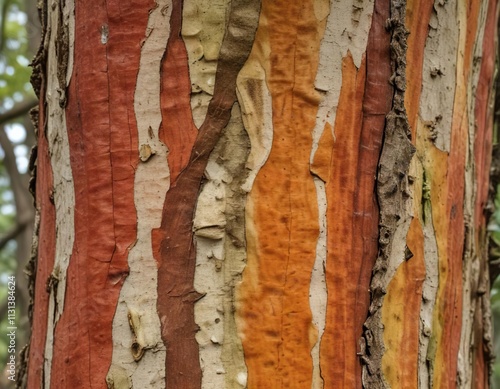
23,0,498,388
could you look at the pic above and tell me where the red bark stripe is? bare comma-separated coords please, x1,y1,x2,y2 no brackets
153,1,259,387
159,0,197,185
317,0,392,385
50,0,151,386
319,54,366,388
27,87,56,389
353,0,392,357
404,0,434,139
439,99,466,389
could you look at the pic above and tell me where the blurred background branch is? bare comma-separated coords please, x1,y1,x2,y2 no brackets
0,0,38,385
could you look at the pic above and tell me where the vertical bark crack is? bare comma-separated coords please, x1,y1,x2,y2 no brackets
361,0,416,386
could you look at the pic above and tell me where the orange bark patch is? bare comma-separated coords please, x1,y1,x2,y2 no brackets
50,0,151,386
381,217,426,387
27,91,56,389
238,1,322,387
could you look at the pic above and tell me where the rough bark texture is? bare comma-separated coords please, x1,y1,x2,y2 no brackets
24,0,498,388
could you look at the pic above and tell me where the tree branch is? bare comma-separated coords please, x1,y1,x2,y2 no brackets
0,222,27,251
0,98,38,126
0,124,33,224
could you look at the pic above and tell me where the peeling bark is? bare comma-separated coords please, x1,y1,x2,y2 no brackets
26,0,498,387
153,1,260,387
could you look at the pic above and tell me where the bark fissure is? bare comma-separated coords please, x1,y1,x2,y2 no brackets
362,0,416,386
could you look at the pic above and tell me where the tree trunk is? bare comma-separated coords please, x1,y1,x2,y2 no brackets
21,0,497,388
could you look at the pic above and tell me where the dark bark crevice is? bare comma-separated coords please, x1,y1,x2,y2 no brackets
361,0,415,386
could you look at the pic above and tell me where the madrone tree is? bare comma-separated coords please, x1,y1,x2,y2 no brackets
19,0,498,387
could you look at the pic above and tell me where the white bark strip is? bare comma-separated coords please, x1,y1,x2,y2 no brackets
237,62,273,194
43,1,76,387
181,1,236,386
416,3,461,381
107,2,172,387
312,0,374,152
194,104,251,388
194,163,228,389
418,198,439,389
310,177,327,389
183,0,230,128
419,0,459,153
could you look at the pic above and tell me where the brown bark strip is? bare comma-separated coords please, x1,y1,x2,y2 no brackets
25,2,52,385
362,0,416,386
472,0,497,383
158,0,197,185
50,0,151,386
27,89,56,389
379,0,433,386
474,0,496,242
153,1,260,387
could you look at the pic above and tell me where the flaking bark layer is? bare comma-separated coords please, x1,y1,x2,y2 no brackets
153,1,260,387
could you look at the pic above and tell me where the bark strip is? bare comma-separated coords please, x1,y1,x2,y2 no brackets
310,0,393,386
154,1,260,387
237,0,328,386
42,1,76,385
308,1,376,386
430,0,480,386
50,0,151,386
381,217,425,387
317,55,368,388
469,0,497,384
26,22,57,387
107,1,172,386
362,0,416,386
158,0,197,184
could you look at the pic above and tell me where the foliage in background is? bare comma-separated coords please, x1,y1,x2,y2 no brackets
0,0,34,379
492,275,500,388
